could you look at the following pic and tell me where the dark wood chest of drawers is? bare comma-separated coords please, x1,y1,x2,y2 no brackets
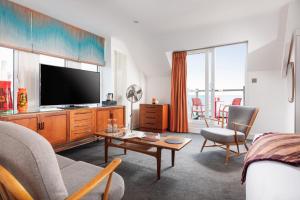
139,104,169,132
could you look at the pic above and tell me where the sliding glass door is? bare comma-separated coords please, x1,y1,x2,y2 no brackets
187,43,247,125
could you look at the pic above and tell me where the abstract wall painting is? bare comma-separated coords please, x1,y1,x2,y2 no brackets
32,12,80,61
0,0,32,50
79,30,105,65
0,0,105,65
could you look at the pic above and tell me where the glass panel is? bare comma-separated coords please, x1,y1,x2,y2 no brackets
66,60,81,69
0,47,14,112
81,63,98,72
14,51,40,110
66,60,98,72
187,53,206,119
214,43,246,106
40,54,65,67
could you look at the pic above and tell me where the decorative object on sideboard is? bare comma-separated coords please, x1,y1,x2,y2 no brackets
102,93,117,106
106,118,118,133
0,81,13,111
17,88,28,112
126,84,143,131
152,97,159,105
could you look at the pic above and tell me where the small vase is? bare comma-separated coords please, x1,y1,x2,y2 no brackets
17,88,28,112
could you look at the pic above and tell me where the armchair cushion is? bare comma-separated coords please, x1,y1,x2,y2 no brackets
227,106,257,133
61,161,124,200
56,155,76,170
201,128,245,143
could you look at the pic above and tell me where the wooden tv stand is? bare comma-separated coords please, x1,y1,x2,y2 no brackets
0,106,125,152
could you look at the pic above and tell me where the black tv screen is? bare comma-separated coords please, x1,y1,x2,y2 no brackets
40,64,100,106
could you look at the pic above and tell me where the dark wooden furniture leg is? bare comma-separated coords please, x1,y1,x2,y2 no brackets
105,138,109,163
156,148,162,179
124,141,127,155
171,150,175,167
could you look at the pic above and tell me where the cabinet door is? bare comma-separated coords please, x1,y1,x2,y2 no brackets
111,108,124,128
38,113,67,146
10,117,38,132
96,109,110,132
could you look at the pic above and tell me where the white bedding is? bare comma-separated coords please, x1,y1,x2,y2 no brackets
246,161,300,200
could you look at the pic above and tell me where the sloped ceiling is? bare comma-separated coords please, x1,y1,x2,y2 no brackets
10,0,293,77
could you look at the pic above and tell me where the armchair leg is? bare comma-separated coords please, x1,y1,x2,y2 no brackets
225,145,230,165
236,144,240,156
244,143,249,151
201,139,207,152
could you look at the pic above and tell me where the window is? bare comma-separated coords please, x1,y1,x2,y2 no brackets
40,54,65,67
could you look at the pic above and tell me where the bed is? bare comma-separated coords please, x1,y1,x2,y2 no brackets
246,161,300,200
243,133,300,200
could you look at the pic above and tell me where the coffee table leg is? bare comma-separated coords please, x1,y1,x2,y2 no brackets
172,150,175,167
124,141,127,155
157,148,162,180
105,138,108,163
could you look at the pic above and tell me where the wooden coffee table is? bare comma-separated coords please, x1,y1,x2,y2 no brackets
95,130,192,179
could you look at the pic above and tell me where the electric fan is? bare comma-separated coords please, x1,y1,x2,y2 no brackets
126,84,143,131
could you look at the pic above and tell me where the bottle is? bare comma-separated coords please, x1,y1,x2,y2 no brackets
107,119,112,133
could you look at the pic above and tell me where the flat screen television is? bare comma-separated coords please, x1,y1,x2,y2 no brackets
40,64,100,106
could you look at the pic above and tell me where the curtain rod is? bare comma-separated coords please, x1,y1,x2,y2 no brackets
173,40,248,53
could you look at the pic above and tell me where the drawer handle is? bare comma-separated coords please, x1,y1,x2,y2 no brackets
145,123,155,125
74,112,91,115
74,118,92,122
74,125,90,128
146,117,156,119
145,111,156,114
73,131,91,135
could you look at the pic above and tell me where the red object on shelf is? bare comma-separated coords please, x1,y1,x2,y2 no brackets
0,81,13,111
17,88,28,112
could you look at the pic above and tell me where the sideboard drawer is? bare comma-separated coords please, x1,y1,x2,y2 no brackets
69,109,96,141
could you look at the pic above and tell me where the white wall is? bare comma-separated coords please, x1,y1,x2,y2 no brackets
146,4,300,135
246,70,293,134
146,76,171,104
103,37,147,128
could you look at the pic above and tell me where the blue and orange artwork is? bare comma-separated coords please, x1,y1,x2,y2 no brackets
79,31,105,65
0,0,105,65
32,11,80,60
0,0,32,50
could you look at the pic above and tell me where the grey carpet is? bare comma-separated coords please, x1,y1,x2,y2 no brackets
59,133,246,200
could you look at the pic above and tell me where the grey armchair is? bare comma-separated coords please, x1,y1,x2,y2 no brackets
200,106,259,164
0,121,124,200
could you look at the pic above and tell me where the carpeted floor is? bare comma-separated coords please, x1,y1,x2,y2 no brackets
59,133,246,200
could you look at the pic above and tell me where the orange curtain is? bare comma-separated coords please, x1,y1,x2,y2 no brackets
170,51,188,133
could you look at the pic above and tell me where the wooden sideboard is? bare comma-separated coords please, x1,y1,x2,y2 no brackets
139,104,169,132
0,106,125,152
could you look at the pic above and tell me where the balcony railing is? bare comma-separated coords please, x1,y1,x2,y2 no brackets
188,88,245,119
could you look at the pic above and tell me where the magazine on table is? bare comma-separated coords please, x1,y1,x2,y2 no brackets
122,130,160,142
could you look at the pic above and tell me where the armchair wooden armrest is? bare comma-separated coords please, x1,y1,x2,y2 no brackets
0,158,122,200
232,122,252,128
0,165,33,200
203,117,224,128
67,158,122,200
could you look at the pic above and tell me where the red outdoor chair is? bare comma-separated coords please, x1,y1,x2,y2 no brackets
191,98,205,119
217,98,242,124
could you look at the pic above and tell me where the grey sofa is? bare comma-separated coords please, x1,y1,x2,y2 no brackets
0,121,124,200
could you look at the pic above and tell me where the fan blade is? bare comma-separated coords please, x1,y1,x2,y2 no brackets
134,95,138,102
136,89,142,94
